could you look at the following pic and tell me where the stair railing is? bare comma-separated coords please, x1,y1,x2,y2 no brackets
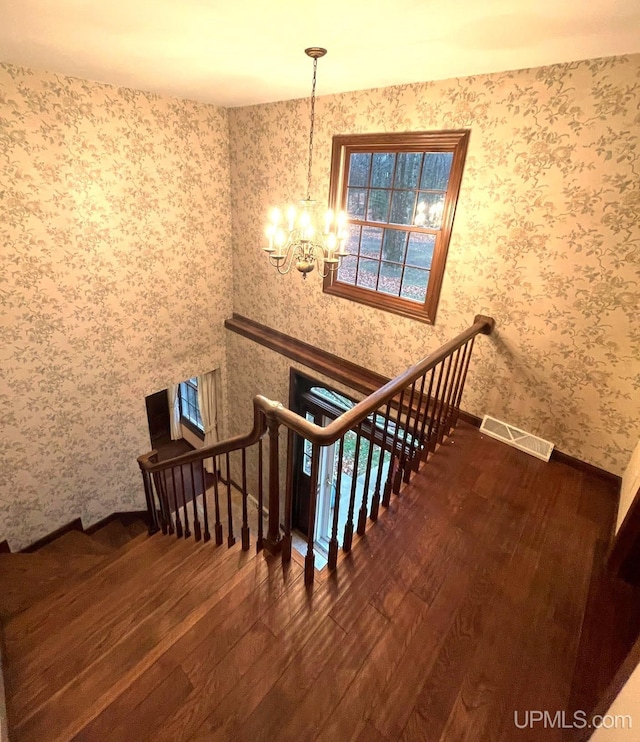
138,314,494,584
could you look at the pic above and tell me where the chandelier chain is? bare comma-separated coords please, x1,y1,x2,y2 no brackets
306,56,318,201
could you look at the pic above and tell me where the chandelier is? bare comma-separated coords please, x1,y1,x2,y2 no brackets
263,48,348,279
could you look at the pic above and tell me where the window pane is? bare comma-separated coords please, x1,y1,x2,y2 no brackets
400,267,430,302
378,261,403,296
382,229,408,263
416,193,445,229
406,232,436,269
347,188,367,219
303,412,314,475
337,254,357,285
356,258,379,290
394,152,422,189
348,153,371,187
390,190,417,225
366,189,391,222
421,152,453,191
345,223,361,255
360,226,383,258
371,153,395,187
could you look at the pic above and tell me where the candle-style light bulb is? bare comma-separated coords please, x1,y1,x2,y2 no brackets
324,209,333,235
326,232,337,255
265,224,275,250
287,206,296,232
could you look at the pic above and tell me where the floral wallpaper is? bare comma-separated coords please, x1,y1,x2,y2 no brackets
227,54,640,477
2,54,639,549
0,64,232,550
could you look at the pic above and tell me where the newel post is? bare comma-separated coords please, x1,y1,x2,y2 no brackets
264,415,283,555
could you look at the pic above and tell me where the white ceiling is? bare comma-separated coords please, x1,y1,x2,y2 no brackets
1,0,639,107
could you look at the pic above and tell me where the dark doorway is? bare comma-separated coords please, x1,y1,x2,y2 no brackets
145,389,171,446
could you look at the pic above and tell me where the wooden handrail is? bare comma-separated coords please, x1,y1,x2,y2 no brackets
257,315,493,446
138,314,494,475
137,397,275,473
138,314,494,568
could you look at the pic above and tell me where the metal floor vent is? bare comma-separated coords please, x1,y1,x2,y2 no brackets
480,415,554,462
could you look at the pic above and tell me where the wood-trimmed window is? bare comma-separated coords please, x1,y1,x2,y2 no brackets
179,377,204,438
323,130,470,324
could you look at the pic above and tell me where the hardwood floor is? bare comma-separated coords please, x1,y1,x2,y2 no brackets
2,423,628,741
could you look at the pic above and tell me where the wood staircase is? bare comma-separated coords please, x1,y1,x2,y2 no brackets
0,517,264,740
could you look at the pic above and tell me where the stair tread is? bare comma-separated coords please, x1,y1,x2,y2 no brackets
90,520,134,549
39,529,114,556
0,552,108,618
123,519,148,539
3,531,169,651
7,538,243,715
10,542,260,741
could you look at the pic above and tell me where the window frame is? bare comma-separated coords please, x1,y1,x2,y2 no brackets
323,130,470,324
178,377,205,439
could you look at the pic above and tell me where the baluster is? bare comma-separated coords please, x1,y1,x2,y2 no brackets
257,438,264,553
189,461,201,541
343,424,362,552
265,417,282,554
451,337,475,428
425,361,446,456
433,355,454,446
212,456,223,545
414,367,436,472
357,422,376,536
442,347,463,437
152,472,169,535
437,349,461,444
199,459,210,542
241,448,250,550
383,389,405,506
139,465,160,535
328,436,344,570
226,452,235,547
169,468,181,537
282,429,294,562
305,443,321,585
180,463,191,538
395,380,417,493
404,372,427,483
446,342,469,434
372,400,392,517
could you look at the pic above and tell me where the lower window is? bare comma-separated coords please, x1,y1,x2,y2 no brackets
179,378,204,435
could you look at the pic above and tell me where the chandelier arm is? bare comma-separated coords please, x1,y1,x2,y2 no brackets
316,260,342,279
268,247,293,274
306,238,344,279
275,262,293,275
268,240,301,275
